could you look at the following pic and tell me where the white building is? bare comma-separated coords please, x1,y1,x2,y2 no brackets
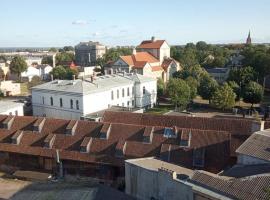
0,101,24,116
31,73,157,120
21,64,53,81
0,81,21,96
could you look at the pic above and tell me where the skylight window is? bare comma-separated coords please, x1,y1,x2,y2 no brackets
163,128,176,138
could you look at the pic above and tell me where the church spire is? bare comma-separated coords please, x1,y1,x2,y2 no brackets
246,30,252,45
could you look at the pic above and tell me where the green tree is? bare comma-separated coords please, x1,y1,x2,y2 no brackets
48,47,58,52
227,66,257,86
227,81,241,101
10,55,28,81
41,56,53,66
65,68,79,80
173,64,207,81
50,66,66,79
211,83,236,110
167,78,190,111
55,52,74,66
198,74,218,102
157,78,165,97
243,81,264,107
185,77,198,100
28,76,44,89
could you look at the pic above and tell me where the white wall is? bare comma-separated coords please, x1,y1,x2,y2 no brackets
134,80,157,108
0,81,21,96
0,104,24,116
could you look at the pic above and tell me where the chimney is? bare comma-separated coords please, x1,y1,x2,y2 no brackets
72,75,75,81
132,48,137,55
151,36,156,42
51,74,54,81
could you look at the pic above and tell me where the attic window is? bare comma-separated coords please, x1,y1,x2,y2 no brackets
163,128,176,138
180,131,192,147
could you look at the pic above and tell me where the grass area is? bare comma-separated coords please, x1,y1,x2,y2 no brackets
145,104,174,115
20,82,30,96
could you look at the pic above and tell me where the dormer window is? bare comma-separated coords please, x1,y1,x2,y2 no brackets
180,130,192,147
163,128,177,138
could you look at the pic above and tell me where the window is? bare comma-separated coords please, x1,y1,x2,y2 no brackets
111,91,114,100
60,98,63,107
76,100,79,110
117,90,119,99
132,100,135,106
163,128,177,138
70,99,73,109
50,97,53,106
193,148,205,167
122,88,125,97
42,97,45,104
127,88,130,96
122,103,124,107
127,101,130,107
132,87,134,95
143,86,146,95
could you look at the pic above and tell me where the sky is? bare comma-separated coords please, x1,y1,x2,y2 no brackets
0,0,270,47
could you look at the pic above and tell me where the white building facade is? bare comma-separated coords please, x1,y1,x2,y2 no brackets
0,101,24,116
32,73,157,120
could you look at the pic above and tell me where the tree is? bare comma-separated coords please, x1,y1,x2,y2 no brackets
55,52,74,66
0,68,5,81
65,68,78,80
227,66,257,87
48,47,58,52
242,81,263,107
227,81,240,101
198,74,218,102
173,64,207,81
196,41,208,51
41,56,53,66
185,77,198,100
50,66,67,79
9,55,28,81
0,55,7,63
63,46,74,52
157,78,165,97
167,78,190,111
211,83,236,110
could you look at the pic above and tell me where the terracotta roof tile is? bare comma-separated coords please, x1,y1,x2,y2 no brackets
137,40,165,49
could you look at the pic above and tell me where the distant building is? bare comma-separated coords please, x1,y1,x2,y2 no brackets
110,37,181,83
31,73,157,120
205,67,230,83
246,30,252,45
75,41,106,67
20,64,53,81
0,100,24,116
0,80,21,96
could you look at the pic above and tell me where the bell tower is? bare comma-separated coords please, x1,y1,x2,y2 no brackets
246,30,252,45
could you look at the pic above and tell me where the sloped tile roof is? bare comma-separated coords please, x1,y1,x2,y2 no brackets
137,40,166,49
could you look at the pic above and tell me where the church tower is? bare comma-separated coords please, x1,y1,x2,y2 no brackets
246,30,252,45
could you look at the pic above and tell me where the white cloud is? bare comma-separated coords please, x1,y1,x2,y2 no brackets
72,20,89,25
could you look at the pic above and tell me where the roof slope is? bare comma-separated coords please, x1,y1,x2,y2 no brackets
236,130,270,161
137,40,166,49
120,52,159,66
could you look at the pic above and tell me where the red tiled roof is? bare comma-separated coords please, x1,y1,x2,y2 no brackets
0,115,232,172
137,40,166,49
120,52,159,66
151,66,163,72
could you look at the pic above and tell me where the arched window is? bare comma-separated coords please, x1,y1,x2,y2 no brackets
127,87,130,96
111,91,114,100
117,90,119,99
143,86,146,95
70,99,73,109
60,98,63,107
122,88,125,97
50,97,53,106
76,100,79,110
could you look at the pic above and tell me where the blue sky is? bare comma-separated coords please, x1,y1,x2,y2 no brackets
0,0,270,47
